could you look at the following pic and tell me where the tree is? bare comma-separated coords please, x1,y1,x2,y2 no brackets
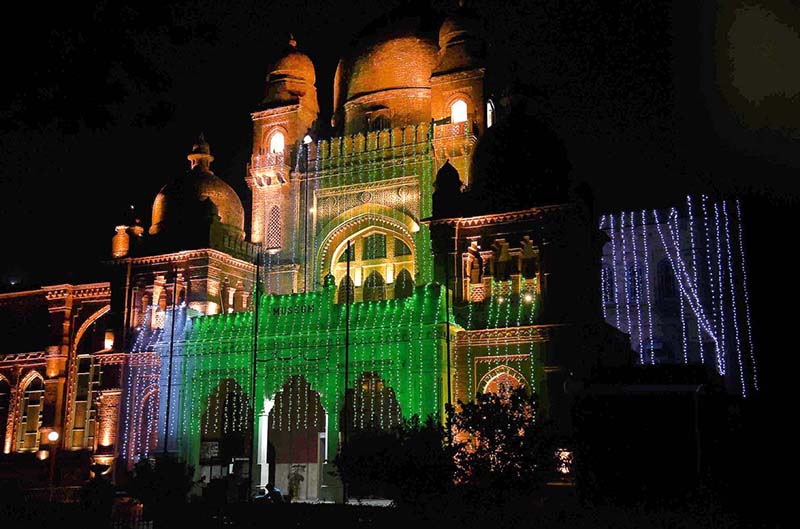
126,454,194,523
449,387,557,494
334,414,454,506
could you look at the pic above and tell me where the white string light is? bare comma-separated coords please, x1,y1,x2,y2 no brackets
735,200,759,391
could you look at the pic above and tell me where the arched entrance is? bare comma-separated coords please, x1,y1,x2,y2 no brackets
199,379,252,485
268,376,326,501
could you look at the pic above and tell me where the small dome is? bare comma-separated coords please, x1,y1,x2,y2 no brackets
269,36,316,85
468,104,570,213
438,9,480,48
265,36,318,110
434,5,483,75
150,138,245,239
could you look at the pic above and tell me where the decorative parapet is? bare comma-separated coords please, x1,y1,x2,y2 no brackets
41,283,111,302
455,325,554,347
0,351,48,366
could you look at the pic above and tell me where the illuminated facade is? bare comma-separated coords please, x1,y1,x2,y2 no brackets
1,5,635,499
599,198,758,397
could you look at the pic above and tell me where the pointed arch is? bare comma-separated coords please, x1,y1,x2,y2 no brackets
316,204,418,279
337,275,355,305
16,372,45,452
394,268,414,299
0,376,10,454
363,271,386,302
341,371,403,434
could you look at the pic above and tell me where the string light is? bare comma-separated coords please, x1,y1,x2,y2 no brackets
687,196,704,364
672,210,689,364
629,211,644,363
713,203,727,375
609,214,620,328
619,213,630,335
735,200,759,391
701,196,722,371
639,210,655,364
722,201,746,397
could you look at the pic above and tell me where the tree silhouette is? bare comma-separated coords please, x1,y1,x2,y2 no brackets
450,387,557,494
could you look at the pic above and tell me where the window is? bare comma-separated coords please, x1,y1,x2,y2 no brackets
337,275,355,304
486,99,495,128
363,271,386,302
269,131,285,154
656,259,676,300
338,244,356,263
0,378,10,451
267,206,282,250
394,268,414,299
17,376,44,451
362,233,387,260
394,237,412,257
369,115,391,131
451,99,468,124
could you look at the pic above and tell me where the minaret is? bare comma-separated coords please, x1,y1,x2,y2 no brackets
430,1,486,188
248,36,320,293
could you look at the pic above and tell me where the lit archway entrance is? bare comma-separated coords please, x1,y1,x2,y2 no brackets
268,376,326,501
199,379,252,484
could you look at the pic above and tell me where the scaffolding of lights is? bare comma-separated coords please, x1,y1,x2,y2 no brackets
599,196,757,395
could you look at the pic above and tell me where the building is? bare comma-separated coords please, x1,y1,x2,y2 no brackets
599,197,759,397
2,3,720,502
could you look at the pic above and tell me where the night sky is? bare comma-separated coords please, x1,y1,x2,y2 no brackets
1,1,798,426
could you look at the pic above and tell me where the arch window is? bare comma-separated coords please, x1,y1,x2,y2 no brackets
486,99,496,128
362,233,387,260
330,227,415,303
337,275,355,305
394,237,412,257
17,376,44,452
369,115,391,132
451,99,468,124
269,131,285,154
0,378,9,453
267,206,282,251
363,271,386,302
394,268,414,299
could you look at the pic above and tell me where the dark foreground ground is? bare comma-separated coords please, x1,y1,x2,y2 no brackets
1,485,781,529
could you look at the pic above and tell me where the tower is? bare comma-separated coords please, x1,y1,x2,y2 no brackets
248,37,320,294
430,2,486,187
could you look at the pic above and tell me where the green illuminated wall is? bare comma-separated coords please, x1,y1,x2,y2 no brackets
171,282,449,465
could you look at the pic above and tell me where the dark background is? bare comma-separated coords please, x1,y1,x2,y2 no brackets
0,0,795,514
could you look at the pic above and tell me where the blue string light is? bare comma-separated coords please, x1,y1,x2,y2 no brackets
722,201,746,397
629,211,644,363
735,200,759,391
639,210,655,364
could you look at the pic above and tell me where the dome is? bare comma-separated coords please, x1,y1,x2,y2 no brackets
468,104,571,213
332,3,441,133
149,137,245,239
434,5,483,75
265,37,318,110
269,36,316,85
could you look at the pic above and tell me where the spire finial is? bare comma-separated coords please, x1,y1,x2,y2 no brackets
288,34,297,48
188,133,214,169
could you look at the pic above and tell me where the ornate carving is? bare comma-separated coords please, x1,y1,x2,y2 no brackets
456,325,552,346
